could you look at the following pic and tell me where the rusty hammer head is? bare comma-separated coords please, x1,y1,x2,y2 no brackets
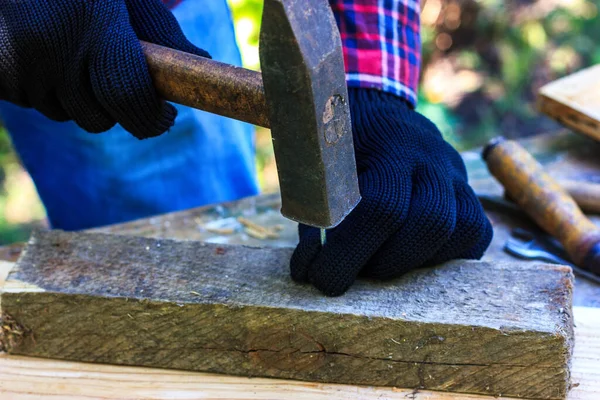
259,0,361,229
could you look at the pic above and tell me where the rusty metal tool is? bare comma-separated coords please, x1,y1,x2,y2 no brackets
140,0,361,229
483,137,600,276
506,227,600,284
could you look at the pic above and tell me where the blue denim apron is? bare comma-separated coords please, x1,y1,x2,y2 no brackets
0,0,258,230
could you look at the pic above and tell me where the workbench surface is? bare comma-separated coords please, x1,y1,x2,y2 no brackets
0,261,597,400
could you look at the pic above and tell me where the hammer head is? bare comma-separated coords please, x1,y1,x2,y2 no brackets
259,0,361,229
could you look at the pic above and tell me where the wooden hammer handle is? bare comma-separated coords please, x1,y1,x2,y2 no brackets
484,138,600,275
140,41,270,128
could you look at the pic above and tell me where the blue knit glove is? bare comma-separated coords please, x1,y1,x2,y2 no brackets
0,0,210,139
291,88,493,296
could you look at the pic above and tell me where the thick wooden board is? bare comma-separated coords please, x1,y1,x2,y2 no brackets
0,304,597,400
1,230,575,399
538,65,600,142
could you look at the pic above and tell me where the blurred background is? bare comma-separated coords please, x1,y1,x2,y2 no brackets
0,0,598,244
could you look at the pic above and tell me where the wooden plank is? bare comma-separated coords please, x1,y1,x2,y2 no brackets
538,65,600,142
0,230,575,399
0,305,596,400
0,354,518,400
568,307,600,400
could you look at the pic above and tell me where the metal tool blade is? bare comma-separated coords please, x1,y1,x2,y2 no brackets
505,228,600,284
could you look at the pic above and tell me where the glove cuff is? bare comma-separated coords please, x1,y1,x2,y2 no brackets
348,88,414,116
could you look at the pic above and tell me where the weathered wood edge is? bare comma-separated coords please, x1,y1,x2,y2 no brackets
0,290,573,399
0,230,575,399
5,230,575,330
537,93,600,142
0,306,595,400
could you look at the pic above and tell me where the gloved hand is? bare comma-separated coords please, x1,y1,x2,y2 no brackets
291,88,493,296
0,0,210,139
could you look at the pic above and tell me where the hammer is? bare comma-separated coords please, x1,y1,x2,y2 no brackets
140,0,361,230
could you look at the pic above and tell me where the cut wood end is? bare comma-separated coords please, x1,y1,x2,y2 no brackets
0,313,31,353
538,64,600,95
537,64,600,142
537,94,600,141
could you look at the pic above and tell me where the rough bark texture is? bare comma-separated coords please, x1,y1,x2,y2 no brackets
1,230,574,399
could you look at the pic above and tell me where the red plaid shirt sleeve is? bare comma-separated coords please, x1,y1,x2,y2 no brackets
329,0,421,108
164,0,420,107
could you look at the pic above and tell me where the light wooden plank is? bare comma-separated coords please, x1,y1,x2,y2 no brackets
538,65,600,141
0,306,596,400
567,306,600,400
0,353,515,400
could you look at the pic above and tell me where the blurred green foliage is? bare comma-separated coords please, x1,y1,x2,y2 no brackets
228,0,600,151
419,0,600,149
0,127,42,244
228,0,263,70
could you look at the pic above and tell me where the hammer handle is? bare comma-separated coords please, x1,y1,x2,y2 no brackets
484,138,600,275
141,41,270,128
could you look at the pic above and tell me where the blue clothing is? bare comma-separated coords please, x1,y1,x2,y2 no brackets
0,0,259,230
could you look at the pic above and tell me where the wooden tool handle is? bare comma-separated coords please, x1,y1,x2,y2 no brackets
505,179,600,214
140,41,270,128
559,179,600,214
484,138,600,274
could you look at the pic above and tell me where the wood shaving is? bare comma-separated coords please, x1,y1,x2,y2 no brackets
237,217,280,239
244,226,269,240
205,227,236,235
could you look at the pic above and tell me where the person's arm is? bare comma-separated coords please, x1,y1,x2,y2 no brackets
0,0,209,139
290,1,493,296
329,0,421,108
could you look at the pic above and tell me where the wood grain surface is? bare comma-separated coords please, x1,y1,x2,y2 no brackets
0,252,595,400
0,308,596,400
1,230,575,399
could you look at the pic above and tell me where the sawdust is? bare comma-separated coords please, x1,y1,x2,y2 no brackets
205,227,236,235
0,313,31,352
197,216,284,240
